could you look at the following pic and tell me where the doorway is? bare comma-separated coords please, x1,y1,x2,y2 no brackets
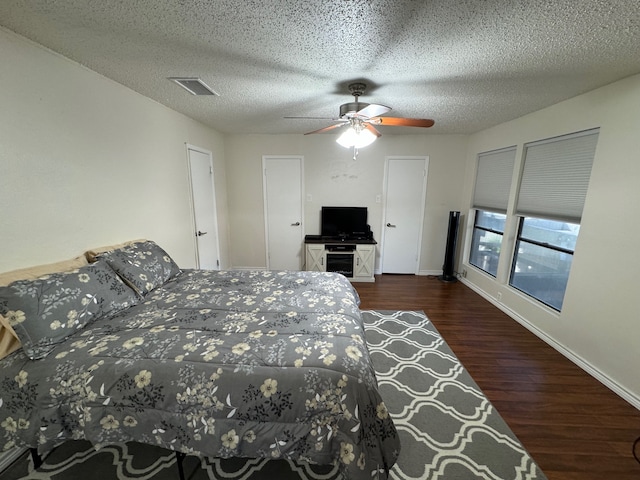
187,145,220,270
381,156,429,274
262,155,304,270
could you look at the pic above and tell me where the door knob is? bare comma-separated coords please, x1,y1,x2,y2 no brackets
386,223,396,228
196,231,208,236
291,222,301,226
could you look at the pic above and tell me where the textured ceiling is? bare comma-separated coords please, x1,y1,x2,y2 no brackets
1,0,639,135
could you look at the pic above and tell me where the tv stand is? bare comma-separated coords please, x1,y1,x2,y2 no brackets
304,236,376,283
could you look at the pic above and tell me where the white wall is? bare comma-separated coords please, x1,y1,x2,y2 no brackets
0,28,229,272
224,133,468,272
460,74,640,407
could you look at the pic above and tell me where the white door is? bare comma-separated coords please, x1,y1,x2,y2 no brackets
187,145,220,269
263,156,304,270
381,156,428,274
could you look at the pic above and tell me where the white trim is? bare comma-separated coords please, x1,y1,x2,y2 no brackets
418,269,443,276
459,277,640,410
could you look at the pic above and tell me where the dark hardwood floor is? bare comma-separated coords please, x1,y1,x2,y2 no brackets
353,274,640,480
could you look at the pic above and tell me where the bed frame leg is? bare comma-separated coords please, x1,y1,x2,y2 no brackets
30,448,43,470
175,452,186,480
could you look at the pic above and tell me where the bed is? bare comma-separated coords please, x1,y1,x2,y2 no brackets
0,240,399,479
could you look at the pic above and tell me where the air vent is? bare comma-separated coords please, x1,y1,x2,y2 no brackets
168,77,219,96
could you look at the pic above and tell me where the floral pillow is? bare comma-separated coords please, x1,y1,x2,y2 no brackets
98,240,181,296
0,260,139,360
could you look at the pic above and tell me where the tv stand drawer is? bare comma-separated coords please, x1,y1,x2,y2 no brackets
326,244,356,252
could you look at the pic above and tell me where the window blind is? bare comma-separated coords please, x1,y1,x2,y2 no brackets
516,129,599,223
472,146,516,212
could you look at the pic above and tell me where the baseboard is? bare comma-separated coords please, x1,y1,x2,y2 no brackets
460,278,640,410
418,270,442,276
374,270,443,277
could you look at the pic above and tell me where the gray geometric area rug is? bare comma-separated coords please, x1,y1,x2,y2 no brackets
364,310,546,480
3,310,546,480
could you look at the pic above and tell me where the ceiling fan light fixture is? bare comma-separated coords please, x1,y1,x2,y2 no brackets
336,126,377,149
296,82,434,140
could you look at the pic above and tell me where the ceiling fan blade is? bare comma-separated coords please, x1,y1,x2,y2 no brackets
357,103,391,118
364,123,381,137
371,117,435,128
304,123,346,135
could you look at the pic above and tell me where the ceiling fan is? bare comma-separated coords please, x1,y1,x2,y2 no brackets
287,82,434,149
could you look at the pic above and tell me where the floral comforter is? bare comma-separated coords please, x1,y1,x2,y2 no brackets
0,270,399,479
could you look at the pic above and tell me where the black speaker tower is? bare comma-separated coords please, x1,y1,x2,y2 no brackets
439,211,460,283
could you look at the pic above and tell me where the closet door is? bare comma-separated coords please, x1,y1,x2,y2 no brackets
263,155,304,270
188,145,220,269
381,156,428,274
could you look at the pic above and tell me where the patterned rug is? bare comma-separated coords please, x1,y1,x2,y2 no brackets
3,310,546,480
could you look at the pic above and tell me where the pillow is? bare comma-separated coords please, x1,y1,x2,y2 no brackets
0,255,89,287
97,240,181,296
0,260,139,360
84,239,147,263
0,315,20,358
0,254,90,360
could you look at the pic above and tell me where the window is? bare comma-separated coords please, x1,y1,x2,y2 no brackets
510,217,579,310
469,210,506,277
511,129,598,311
469,147,516,276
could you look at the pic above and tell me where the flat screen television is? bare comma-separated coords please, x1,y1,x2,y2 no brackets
321,206,368,239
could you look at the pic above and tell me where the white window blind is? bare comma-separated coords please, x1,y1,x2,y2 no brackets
516,129,599,222
472,146,516,212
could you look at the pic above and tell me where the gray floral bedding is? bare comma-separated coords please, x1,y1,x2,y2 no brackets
0,267,400,479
